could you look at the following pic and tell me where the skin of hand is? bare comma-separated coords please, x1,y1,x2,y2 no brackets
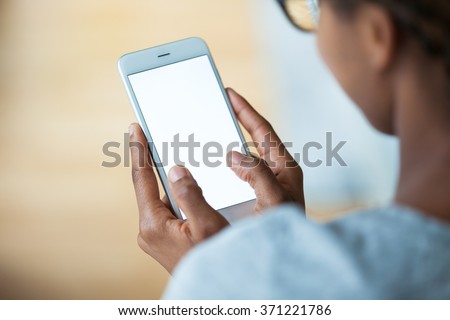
226,88,305,213
129,88,305,273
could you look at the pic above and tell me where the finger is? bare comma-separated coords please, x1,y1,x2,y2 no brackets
168,166,229,237
226,88,294,170
229,151,289,206
129,123,172,222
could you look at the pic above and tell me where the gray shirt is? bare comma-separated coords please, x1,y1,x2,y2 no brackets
164,204,450,299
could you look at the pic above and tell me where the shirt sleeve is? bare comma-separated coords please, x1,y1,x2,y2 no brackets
163,205,308,299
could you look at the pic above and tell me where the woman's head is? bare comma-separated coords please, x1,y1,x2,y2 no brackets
316,0,449,134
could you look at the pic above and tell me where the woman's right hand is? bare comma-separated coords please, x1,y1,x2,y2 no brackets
226,88,305,213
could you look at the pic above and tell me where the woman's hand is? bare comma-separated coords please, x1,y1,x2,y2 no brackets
226,88,305,213
128,88,304,273
128,123,229,273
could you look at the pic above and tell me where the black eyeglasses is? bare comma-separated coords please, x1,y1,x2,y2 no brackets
276,0,320,32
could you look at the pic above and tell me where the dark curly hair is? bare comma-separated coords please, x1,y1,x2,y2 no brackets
327,0,450,75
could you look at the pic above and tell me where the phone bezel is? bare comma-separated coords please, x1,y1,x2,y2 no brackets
118,37,255,221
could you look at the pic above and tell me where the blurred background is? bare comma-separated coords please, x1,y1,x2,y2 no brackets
0,0,398,299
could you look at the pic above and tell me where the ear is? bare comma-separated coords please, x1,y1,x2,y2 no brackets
358,3,397,72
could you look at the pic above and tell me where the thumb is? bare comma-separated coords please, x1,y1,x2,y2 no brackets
229,151,288,208
168,166,229,237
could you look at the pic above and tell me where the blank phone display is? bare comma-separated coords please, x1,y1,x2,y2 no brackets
128,55,255,212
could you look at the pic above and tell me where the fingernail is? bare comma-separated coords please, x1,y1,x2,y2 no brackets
169,166,188,183
128,124,134,137
226,151,232,167
228,88,237,99
231,151,244,166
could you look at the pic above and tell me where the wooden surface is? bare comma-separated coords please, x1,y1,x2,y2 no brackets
0,0,267,299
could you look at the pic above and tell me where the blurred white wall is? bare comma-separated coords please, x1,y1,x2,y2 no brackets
249,0,400,218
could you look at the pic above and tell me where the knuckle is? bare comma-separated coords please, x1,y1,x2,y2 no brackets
131,166,142,184
138,219,156,241
132,166,153,186
237,157,269,184
137,234,147,250
263,120,274,133
197,227,212,239
174,181,202,202
137,233,153,255
235,164,252,183
137,233,157,256
253,120,272,137
196,222,220,240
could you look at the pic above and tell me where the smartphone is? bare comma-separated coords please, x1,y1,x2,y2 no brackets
118,37,256,222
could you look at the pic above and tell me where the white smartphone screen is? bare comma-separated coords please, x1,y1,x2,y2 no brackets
128,55,255,214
